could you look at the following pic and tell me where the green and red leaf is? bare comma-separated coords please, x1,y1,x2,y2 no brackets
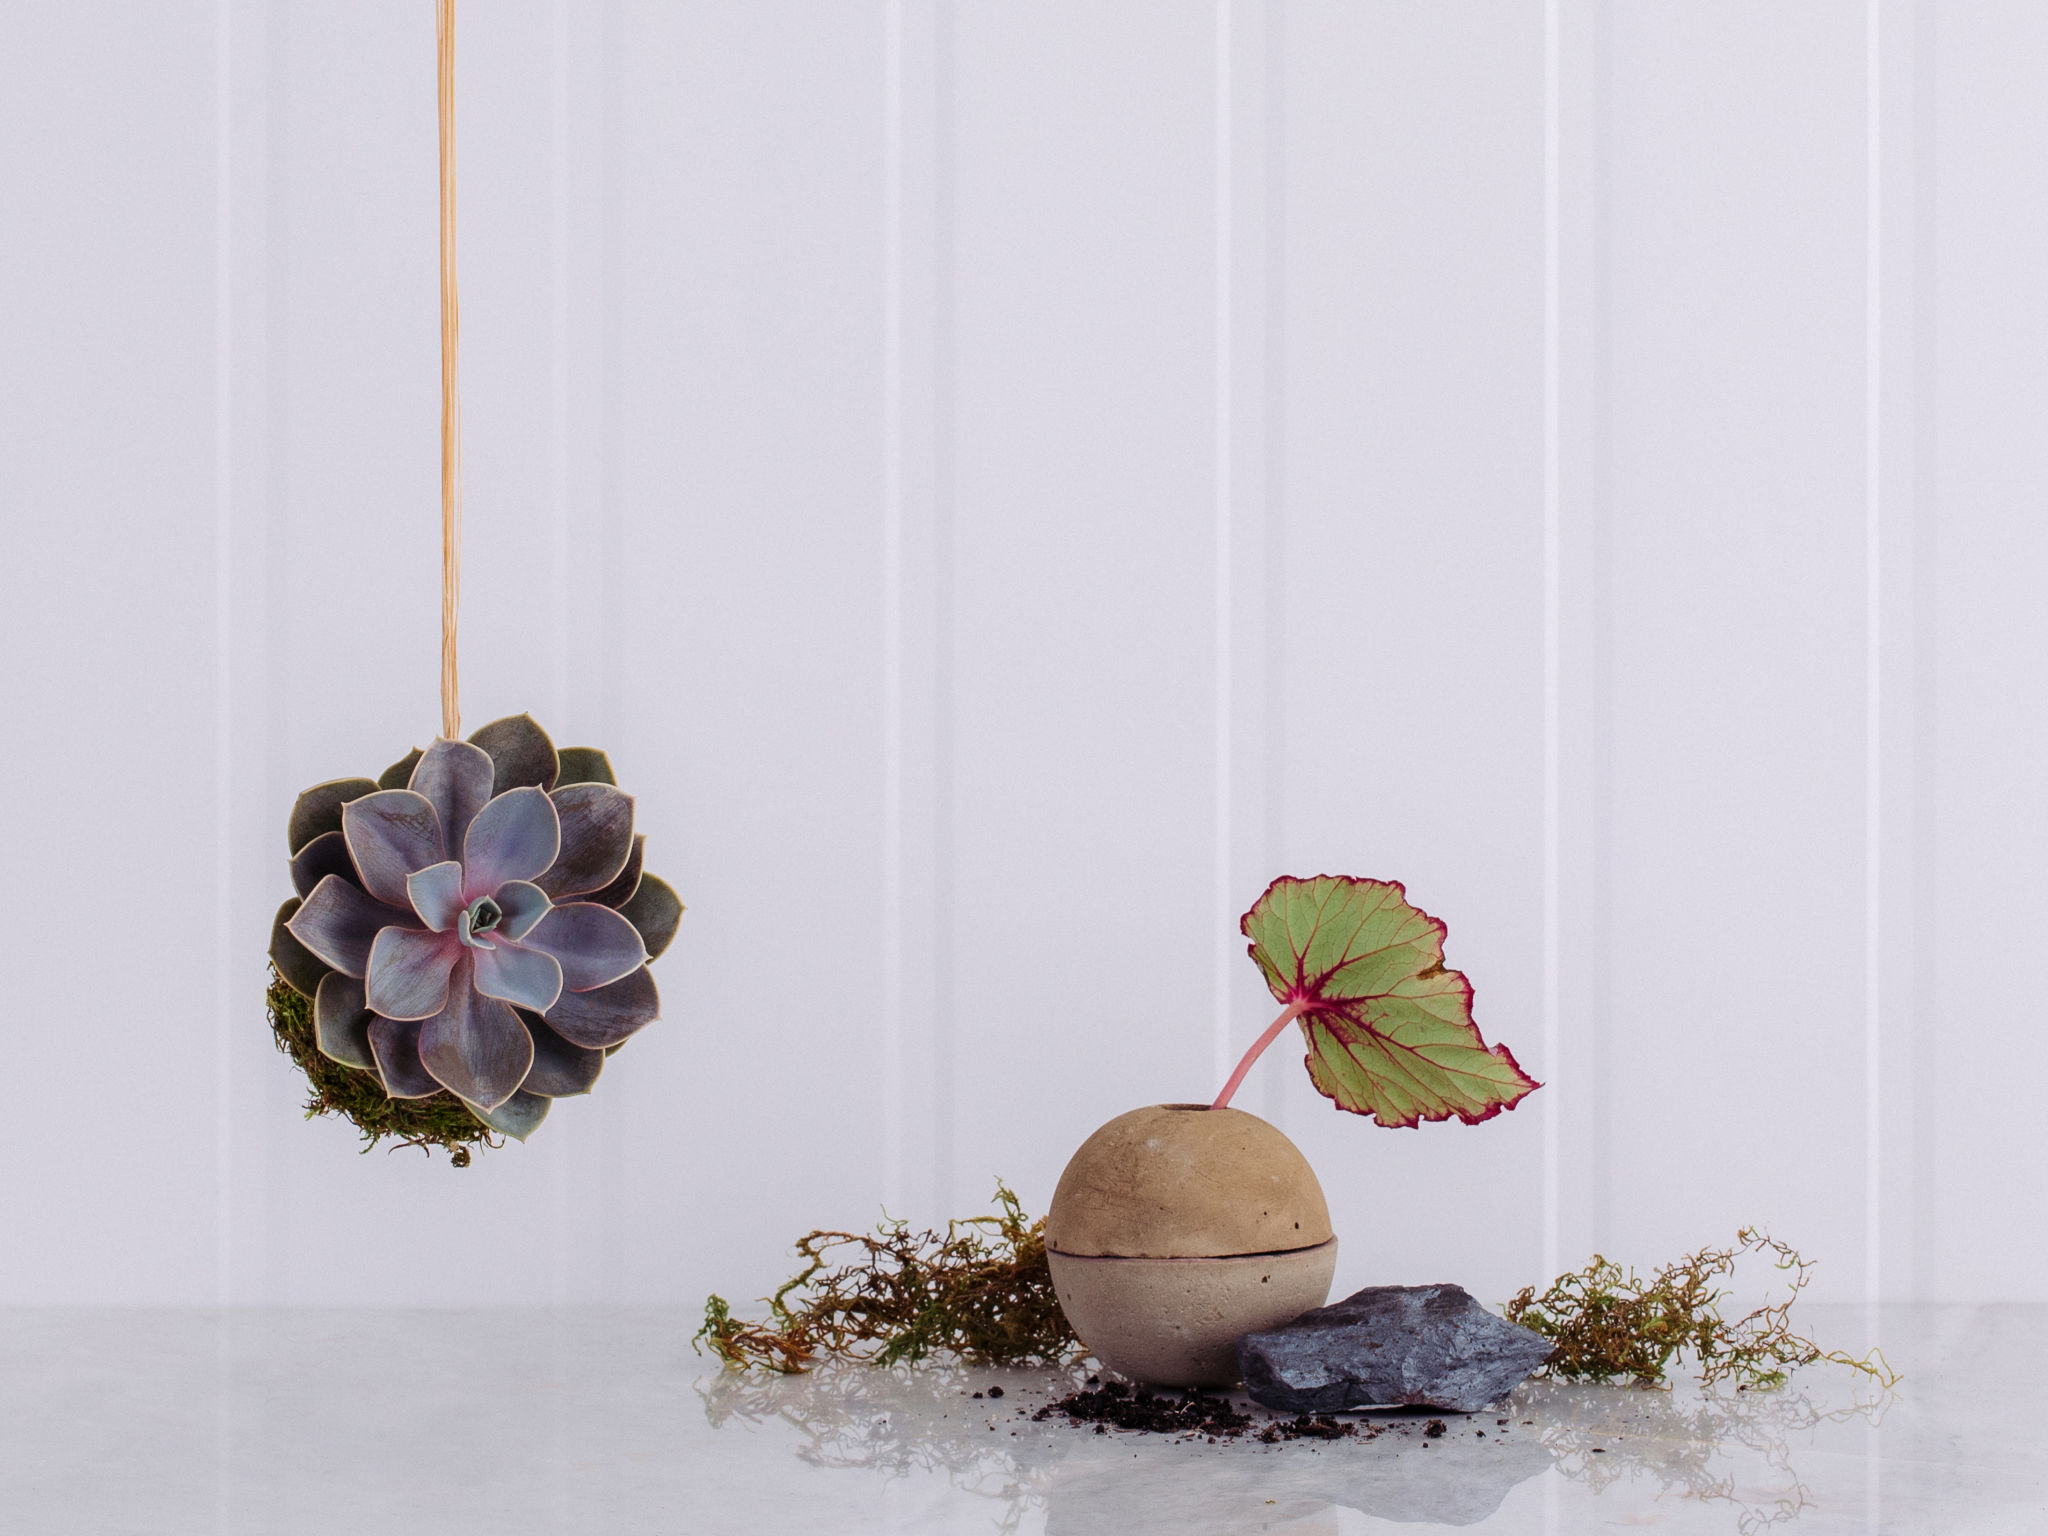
1243,875,1538,1129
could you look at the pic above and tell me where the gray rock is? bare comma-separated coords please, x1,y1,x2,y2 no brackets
1237,1283,1553,1415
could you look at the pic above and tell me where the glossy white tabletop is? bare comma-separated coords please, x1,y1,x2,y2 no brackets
0,1305,2035,1534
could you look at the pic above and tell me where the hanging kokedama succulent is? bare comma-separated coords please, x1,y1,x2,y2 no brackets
269,715,682,1155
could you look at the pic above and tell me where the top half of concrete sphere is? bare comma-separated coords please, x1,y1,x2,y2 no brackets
1046,1104,1333,1259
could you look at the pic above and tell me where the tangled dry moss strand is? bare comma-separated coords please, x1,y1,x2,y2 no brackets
1505,1229,1899,1391
266,969,497,1167
695,1184,1081,1373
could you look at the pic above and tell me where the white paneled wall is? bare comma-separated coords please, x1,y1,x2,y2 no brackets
0,1,2041,1309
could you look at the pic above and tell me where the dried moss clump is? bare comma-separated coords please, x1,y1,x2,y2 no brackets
266,969,497,1167
695,1184,1081,1373
1505,1228,1898,1390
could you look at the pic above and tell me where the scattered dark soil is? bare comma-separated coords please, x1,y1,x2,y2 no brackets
1032,1381,1433,1445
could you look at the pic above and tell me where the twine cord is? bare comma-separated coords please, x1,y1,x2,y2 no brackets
438,0,462,740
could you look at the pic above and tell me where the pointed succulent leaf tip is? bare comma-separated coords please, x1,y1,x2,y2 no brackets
367,1016,443,1099
270,898,332,998
365,925,461,1020
554,746,617,787
541,963,659,1049
587,834,645,910
491,880,551,941
539,783,636,898
377,747,424,792
461,785,561,899
290,830,360,900
408,738,495,858
417,953,536,1110
407,860,466,932
288,875,416,979
469,713,559,796
342,790,447,907
472,940,565,1014
523,901,648,992
1242,875,1539,1129
463,1088,551,1141
516,1011,605,1096
618,873,683,961
288,777,379,856
313,972,378,1071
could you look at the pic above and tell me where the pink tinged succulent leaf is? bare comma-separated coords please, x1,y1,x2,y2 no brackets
270,898,331,998
619,873,683,961
289,830,361,900
539,783,636,898
461,786,561,899
377,747,423,792
554,746,616,787
407,860,466,932
1242,875,1539,1129
417,953,536,1110
491,880,551,942
287,875,418,979
523,901,648,992
462,1088,550,1141
472,939,564,1014
587,834,645,909
469,713,559,796
408,737,496,858
541,964,658,1049
313,973,377,1071
288,777,379,856
517,1010,604,1096
365,925,461,1021
342,790,447,907
367,1016,442,1099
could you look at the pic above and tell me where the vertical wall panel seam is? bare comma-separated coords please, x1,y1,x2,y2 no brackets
1541,0,1563,1291
931,0,957,1219
213,0,236,1311
1863,0,1885,1317
1213,0,1236,1089
881,0,907,1214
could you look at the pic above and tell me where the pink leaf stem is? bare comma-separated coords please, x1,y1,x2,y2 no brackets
1211,999,1309,1112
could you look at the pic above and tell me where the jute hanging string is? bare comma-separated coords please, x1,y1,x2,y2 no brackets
438,0,462,740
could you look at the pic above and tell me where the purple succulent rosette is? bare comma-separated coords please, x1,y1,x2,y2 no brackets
269,714,682,1141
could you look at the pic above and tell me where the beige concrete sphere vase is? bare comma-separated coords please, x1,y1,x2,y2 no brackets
1045,1104,1338,1388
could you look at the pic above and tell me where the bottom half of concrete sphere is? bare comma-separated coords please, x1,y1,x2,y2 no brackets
1047,1238,1339,1388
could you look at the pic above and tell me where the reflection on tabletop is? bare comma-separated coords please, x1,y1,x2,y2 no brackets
697,1358,1893,1534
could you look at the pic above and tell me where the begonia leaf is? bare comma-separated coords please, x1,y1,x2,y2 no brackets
288,777,378,856
1243,875,1538,1129
555,747,616,787
469,713,559,796
618,873,682,960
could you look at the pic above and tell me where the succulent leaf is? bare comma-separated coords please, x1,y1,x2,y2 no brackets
518,1011,604,1096
406,860,466,932
342,790,447,907
541,964,659,1049
461,786,561,898
524,901,648,992
290,829,361,900
313,973,378,1071
377,748,424,791
539,784,636,898
464,1088,550,1141
469,713,559,796
1242,875,1539,1128
619,873,683,961
288,778,378,856
586,834,645,909
409,738,495,857
365,926,460,1021
288,875,416,979
417,953,536,1110
554,747,616,787
270,897,332,998
472,941,565,1014
491,879,551,941
367,1016,443,1098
